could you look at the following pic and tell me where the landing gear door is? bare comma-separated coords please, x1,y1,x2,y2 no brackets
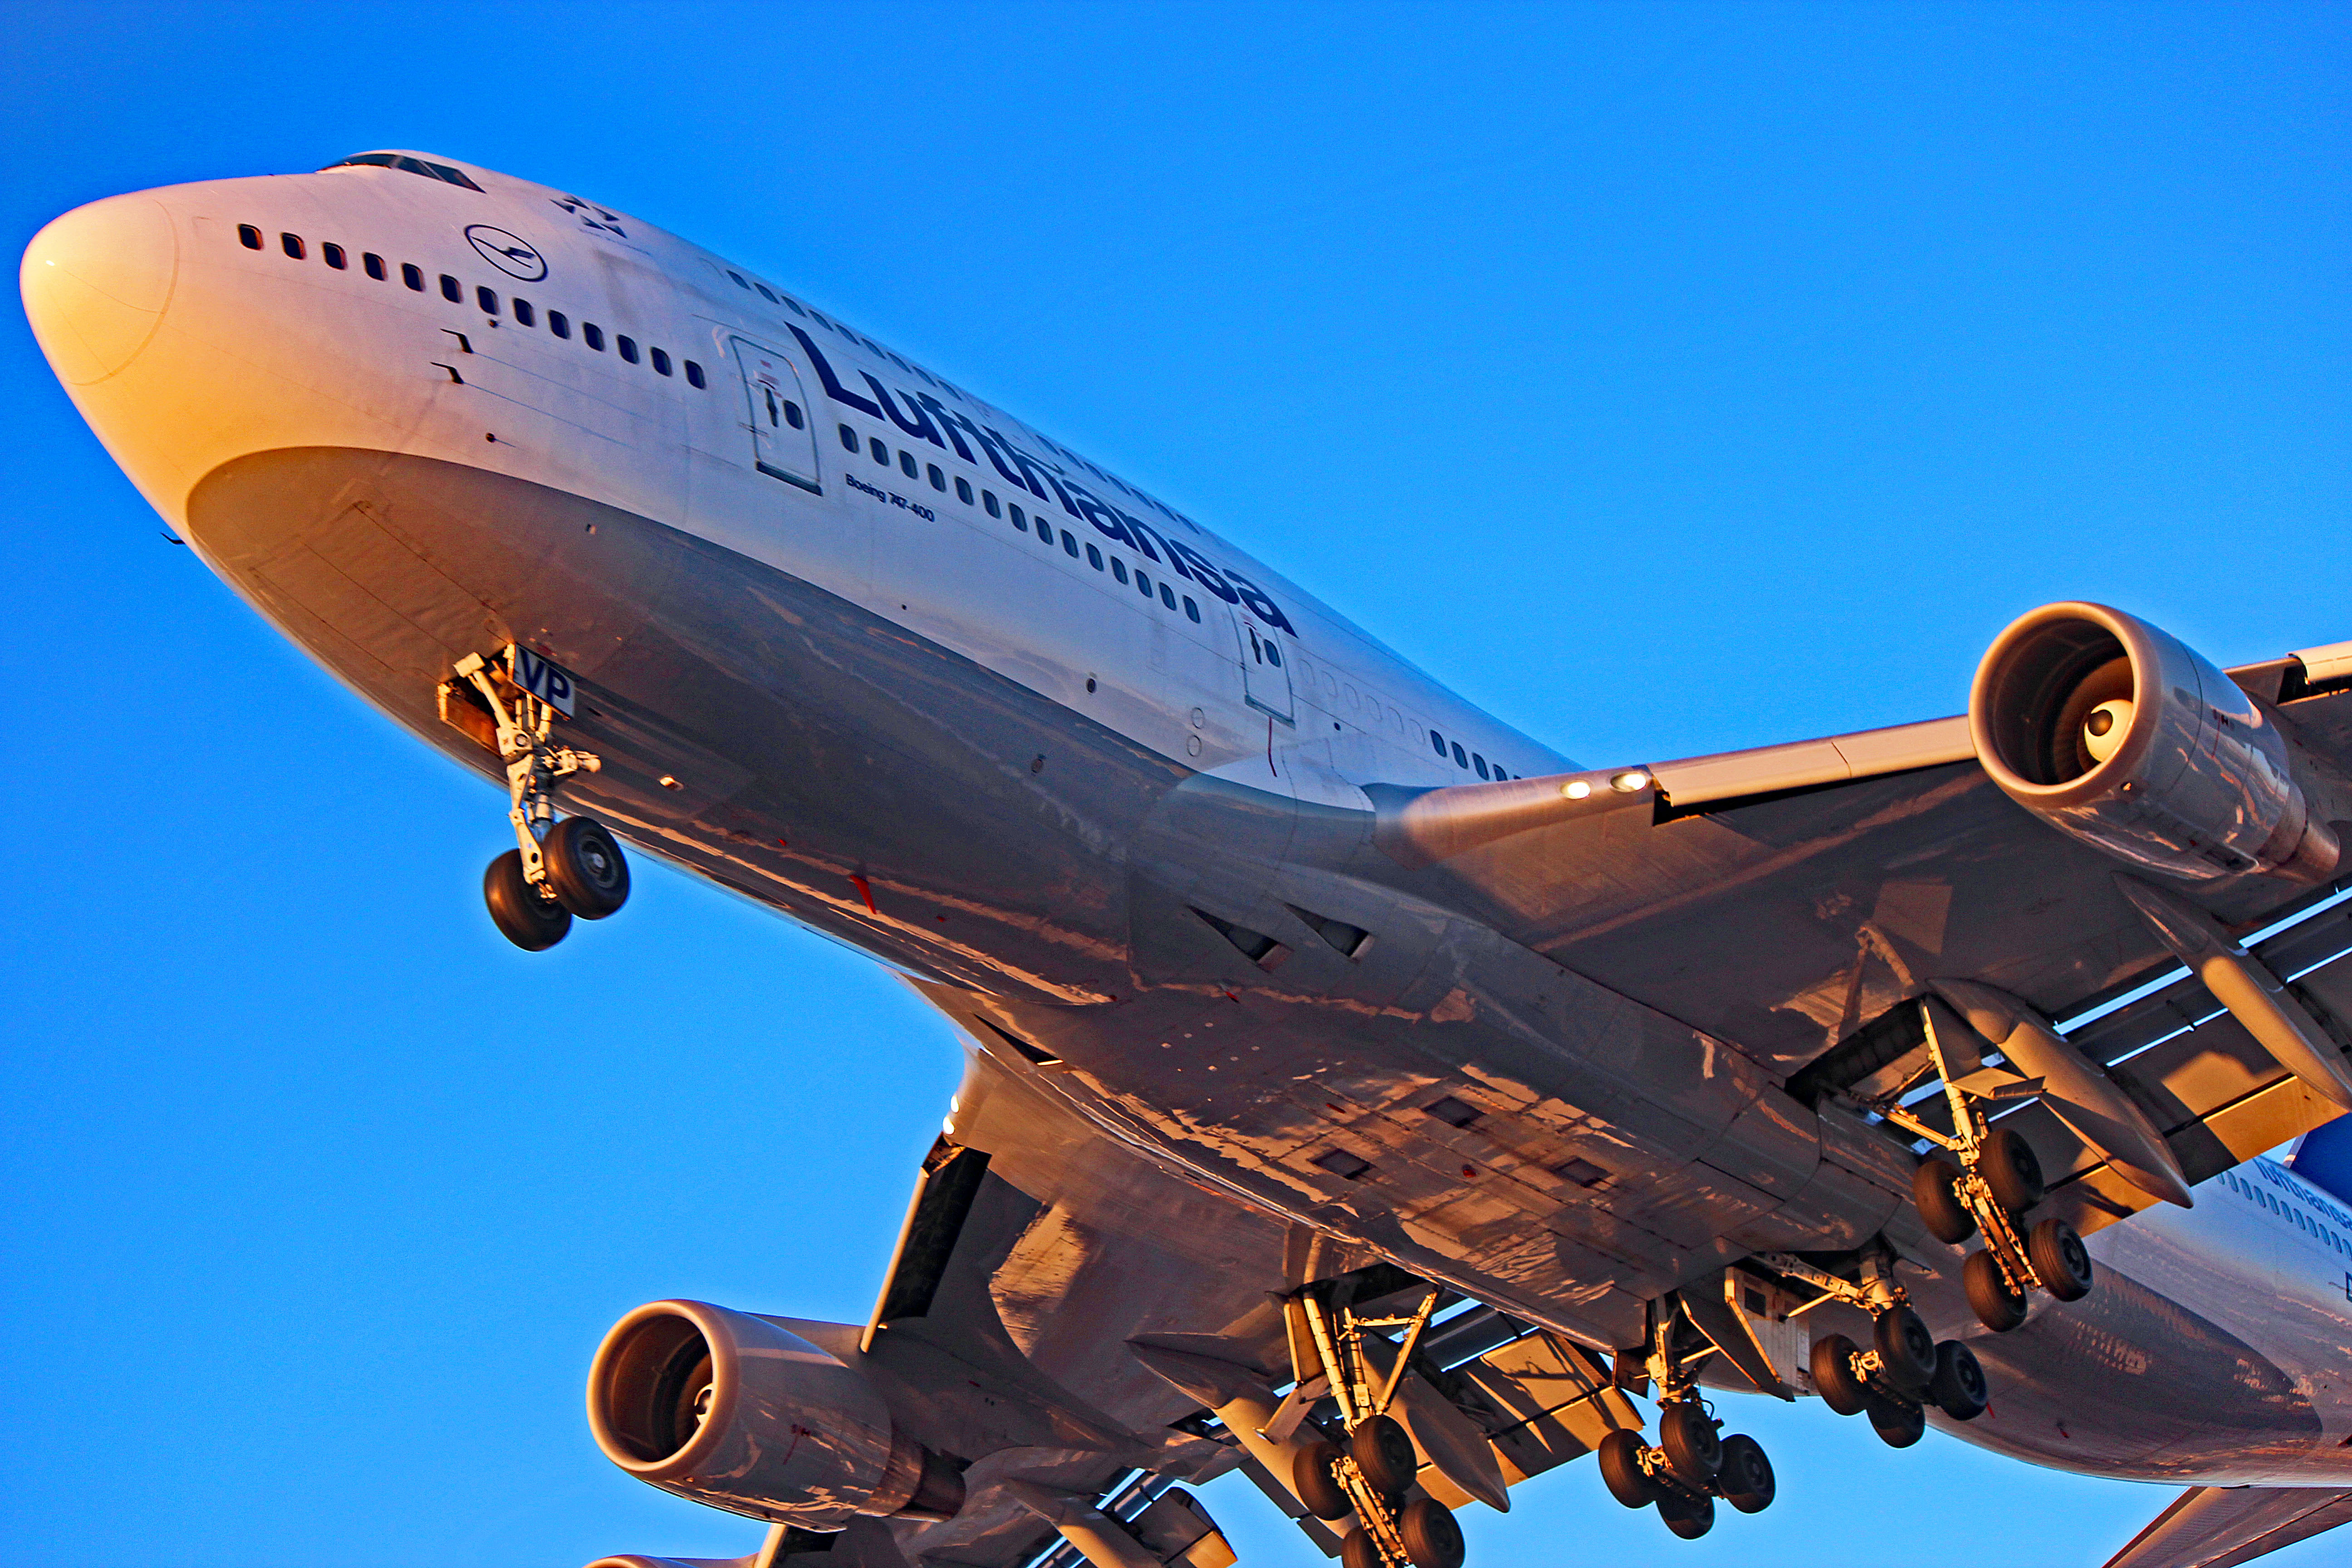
1235,612,1295,724
730,336,821,494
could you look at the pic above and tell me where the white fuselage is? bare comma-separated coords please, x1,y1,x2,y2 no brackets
25,152,2352,1487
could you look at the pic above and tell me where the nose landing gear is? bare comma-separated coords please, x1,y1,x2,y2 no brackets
450,648,629,950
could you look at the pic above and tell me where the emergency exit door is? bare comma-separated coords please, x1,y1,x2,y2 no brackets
731,336,821,493
1235,613,1294,724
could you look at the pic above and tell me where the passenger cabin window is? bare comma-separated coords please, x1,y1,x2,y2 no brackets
1112,559,1128,584
869,437,888,464
548,310,571,339
840,425,860,452
684,360,706,389
363,253,386,279
727,270,747,288
1086,544,1104,569
1430,730,1446,756
1063,532,1080,558
927,463,946,490
237,224,262,250
322,243,347,270
1038,521,1056,546
1184,596,1201,622
755,283,779,303
899,451,918,478
617,335,640,364
583,323,605,351
281,233,305,259
477,285,500,314
512,298,535,326
1160,584,1177,609
1452,743,1469,768
983,490,1000,517
1473,755,1490,779
439,274,462,302
402,263,425,291
782,400,803,426
651,348,672,377
1010,503,1028,532
956,477,974,504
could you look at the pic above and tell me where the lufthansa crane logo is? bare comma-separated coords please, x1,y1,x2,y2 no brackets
465,225,547,281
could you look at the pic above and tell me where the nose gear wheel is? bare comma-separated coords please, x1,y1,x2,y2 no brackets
448,647,628,950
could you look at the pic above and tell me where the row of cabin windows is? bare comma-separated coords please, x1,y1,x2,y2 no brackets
712,263,1196,536
837,421,1203,623
2228,1171,2351,1254
1428,726,1515,780
237,224,708,389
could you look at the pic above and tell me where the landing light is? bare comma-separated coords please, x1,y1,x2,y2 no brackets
1610,770,1650,794
1563,780,1592,800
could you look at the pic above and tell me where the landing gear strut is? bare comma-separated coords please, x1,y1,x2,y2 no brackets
1869,1001,2097,1331
1594,1298,1778,1539
1283,1284,1464,1568
450,648,628,950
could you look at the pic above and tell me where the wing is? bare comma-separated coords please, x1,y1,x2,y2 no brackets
2102,1485,2352,1568
1367,634,2352,1232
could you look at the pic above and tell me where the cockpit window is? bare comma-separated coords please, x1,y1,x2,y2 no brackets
323,153,485,192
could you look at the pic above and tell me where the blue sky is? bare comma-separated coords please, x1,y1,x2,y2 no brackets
4,4,2348,1565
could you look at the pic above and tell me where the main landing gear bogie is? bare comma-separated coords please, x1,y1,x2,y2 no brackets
1596,1402,1775,1540
1874,1001,2099,1332
1809,1303,1988,1444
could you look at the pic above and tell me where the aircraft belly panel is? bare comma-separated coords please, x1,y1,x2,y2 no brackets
182,446,1176,1004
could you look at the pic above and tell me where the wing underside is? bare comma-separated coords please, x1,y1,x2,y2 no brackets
2103,1484,2352,1568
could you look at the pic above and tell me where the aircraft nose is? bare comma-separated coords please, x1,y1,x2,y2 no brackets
21,193,178,386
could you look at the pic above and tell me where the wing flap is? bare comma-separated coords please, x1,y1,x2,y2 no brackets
2103,1485,2352,1568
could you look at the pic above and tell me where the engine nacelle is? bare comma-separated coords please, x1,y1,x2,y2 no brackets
588,1300,964,1530
1970,602,2337,882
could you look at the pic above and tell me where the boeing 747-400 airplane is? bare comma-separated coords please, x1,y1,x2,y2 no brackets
24,151,2352,1568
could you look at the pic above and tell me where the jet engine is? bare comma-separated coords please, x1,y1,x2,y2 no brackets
587,1300,965,1530
1970,602,2337,882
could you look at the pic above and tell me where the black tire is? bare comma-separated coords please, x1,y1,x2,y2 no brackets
2029,1217,2095,1301
1810,1332,1868,1416
1874,1305,1938,1397
543,815,630,918
1715,1433,1775,1513
1398,1498,1465,1568
1965,1248,2029,1332
484,849,571,950
1913,1156,1977,1244
1597,1429,1658,1508
1339,1528,1382,1568
1864,1391,1926,1449
1658,1403,1720,1487
1930,1340,1989,1421
1982,1127,2045,1214
1656,1491,1715,1540
1293,1440,1352,1521
1350,1415,1418,1498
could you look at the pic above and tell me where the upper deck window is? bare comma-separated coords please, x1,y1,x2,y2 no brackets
323,153,485,191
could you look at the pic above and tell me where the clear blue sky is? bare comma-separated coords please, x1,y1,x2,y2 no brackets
4,5,2347,1566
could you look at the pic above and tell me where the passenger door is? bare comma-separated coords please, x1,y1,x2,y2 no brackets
730,336,821,493
1234,612,1295,724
